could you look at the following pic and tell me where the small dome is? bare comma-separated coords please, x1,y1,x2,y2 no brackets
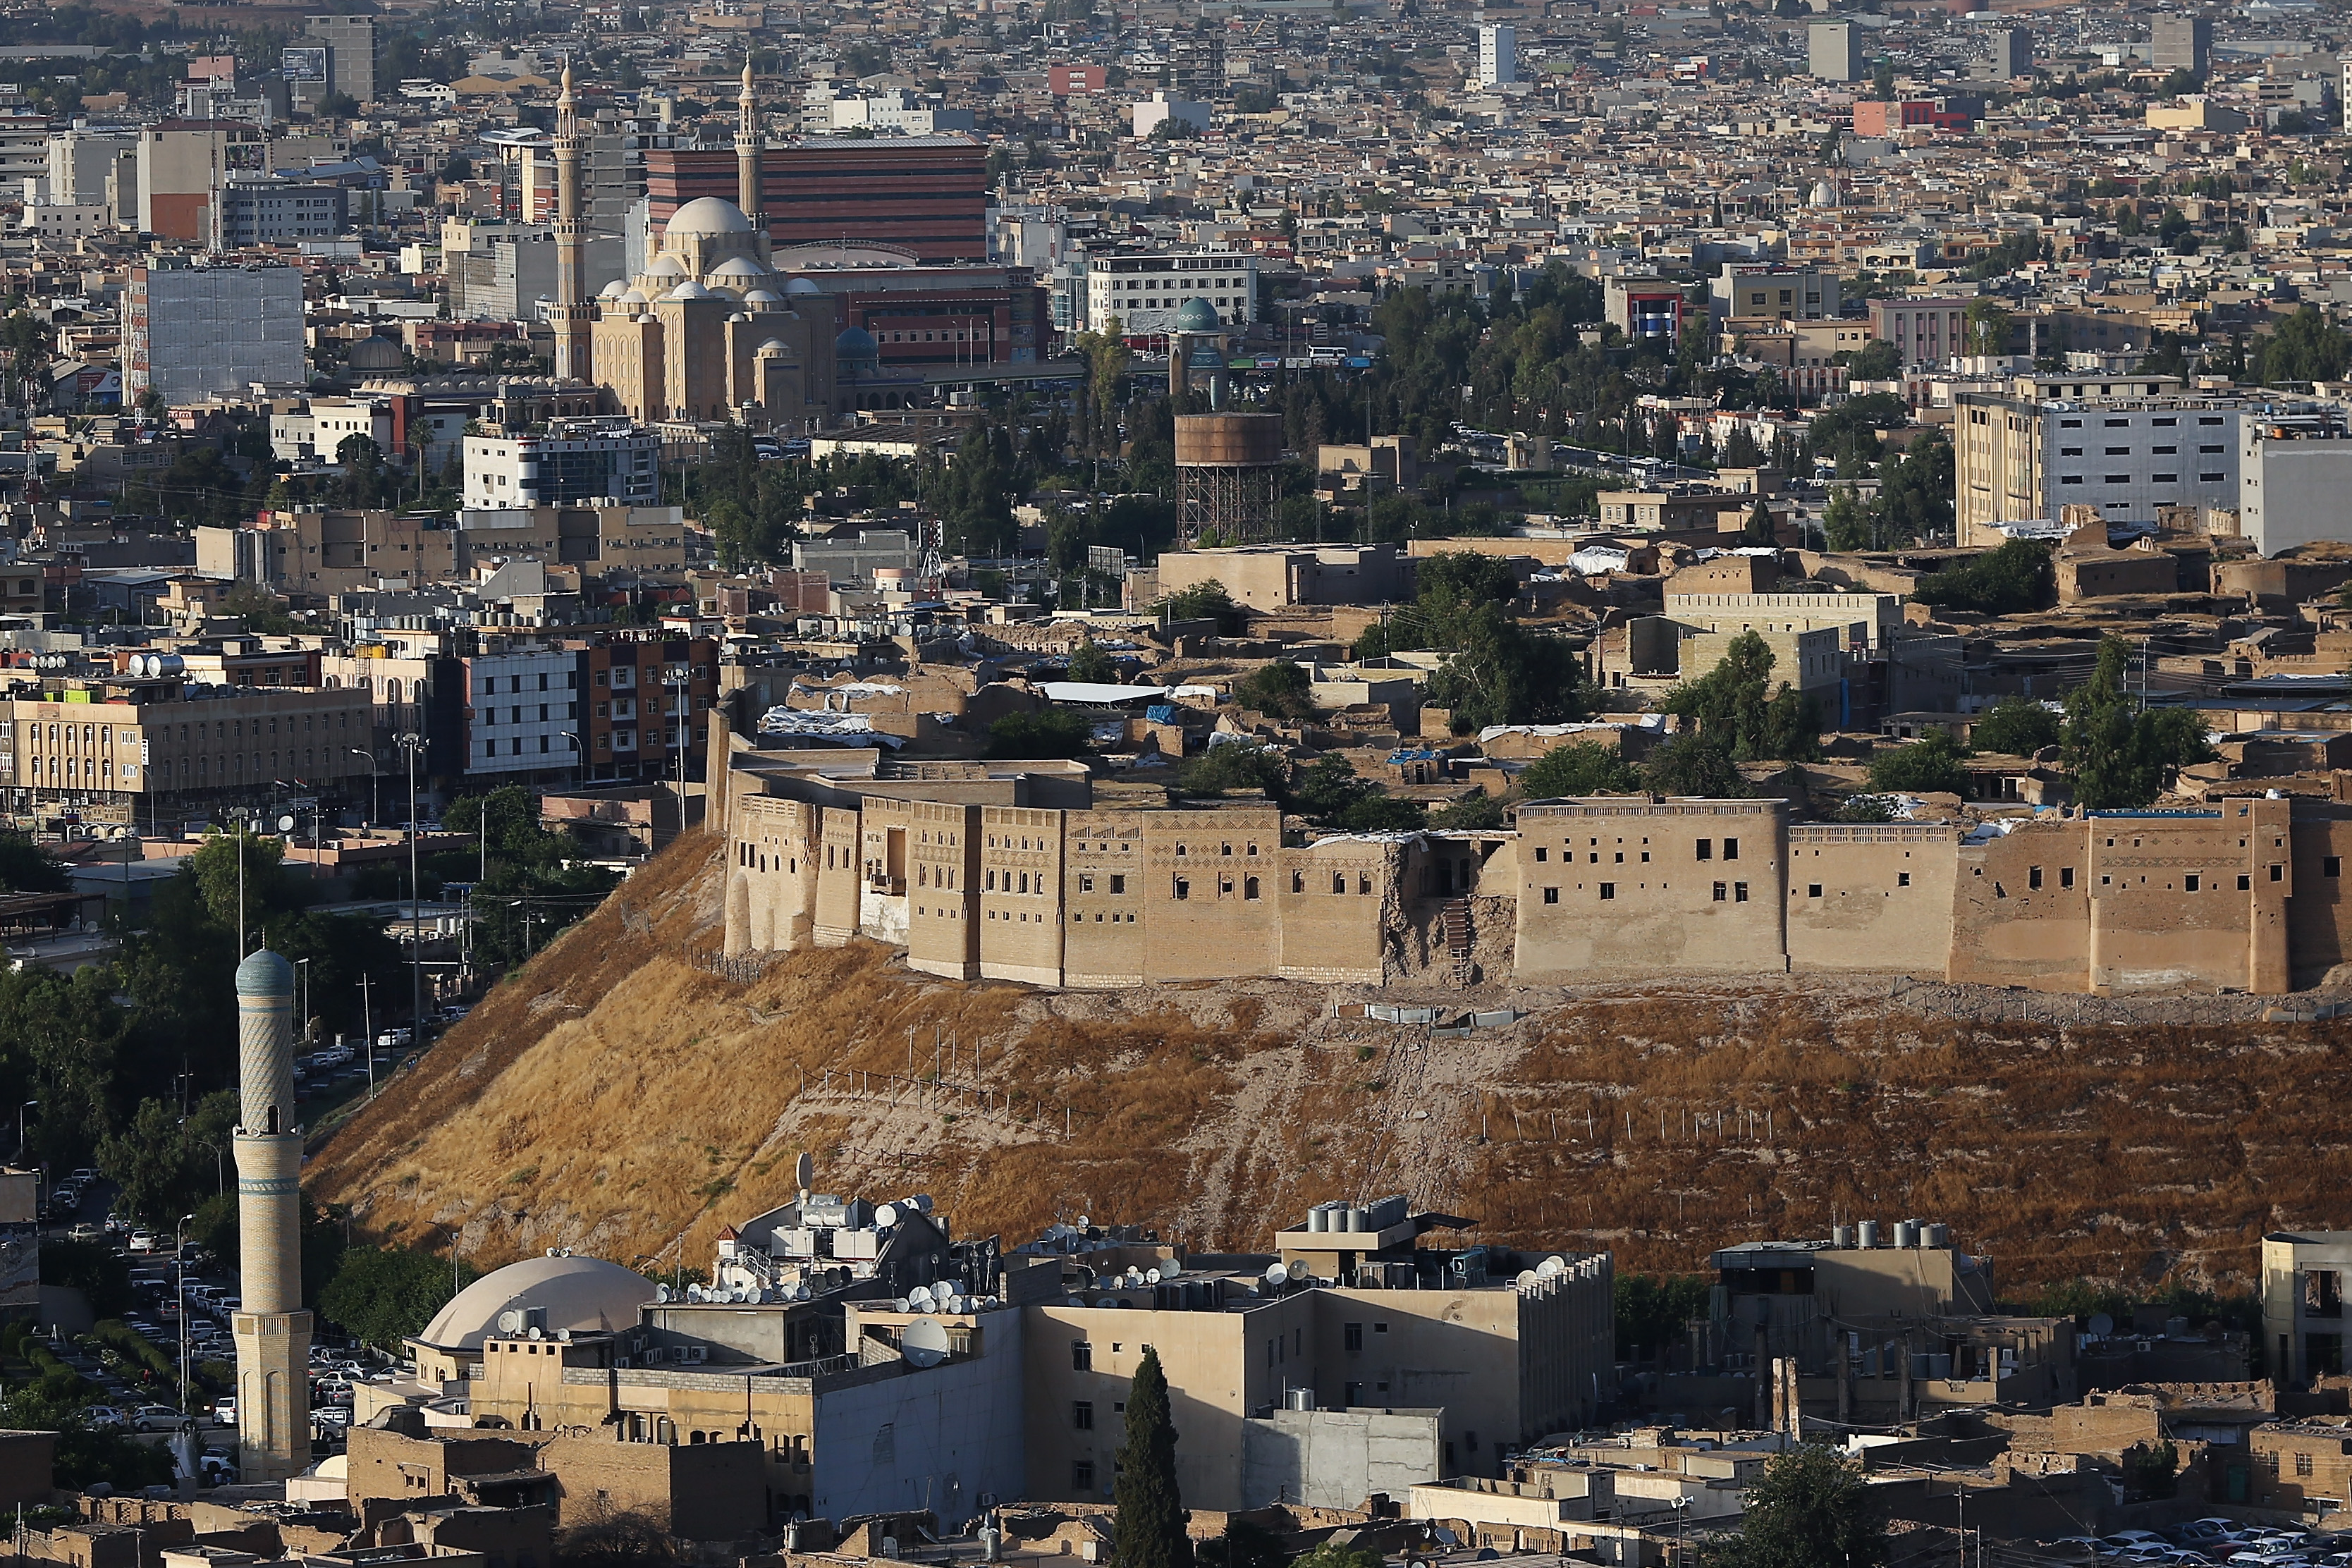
708,256,771,281
1172,298,1223,333
728,311,750,323
835,324,880,369
415,1254,658,1353
235,948,295,998
617,288,648,305
665,195,755,237
664,281,715,302
642,254,687,278
784,276,826,298
599,278,628,298
742,288,785,305
348,333,403,372
757,336,795,357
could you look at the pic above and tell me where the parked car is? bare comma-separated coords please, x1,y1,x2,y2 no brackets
127,1230,156,1251
132,1405,190,1433
81,1405,125,1431
211,1395,236,1424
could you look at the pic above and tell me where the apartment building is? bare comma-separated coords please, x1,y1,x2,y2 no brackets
1708,263,1839,326
463,643,582,778
124,263,306,405
0,675,372,819
1869,297,1971,368
1081,250,1258,336
2262,1231,2352,1383
2240,410,2352,556
455,505,694,579
1954,377,2242,545
464,422,661,510
580,635,720,781
196,510,458,599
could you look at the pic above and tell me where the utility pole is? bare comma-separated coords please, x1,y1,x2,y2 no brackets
398,733,424,1041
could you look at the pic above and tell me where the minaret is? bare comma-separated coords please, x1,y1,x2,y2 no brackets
737,55,771,264
551,61,594,384
231,948,312,1483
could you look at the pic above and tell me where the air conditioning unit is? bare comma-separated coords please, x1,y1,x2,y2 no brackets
642,1346,666,1364
615,1356,632,1369
679,1345,708,1364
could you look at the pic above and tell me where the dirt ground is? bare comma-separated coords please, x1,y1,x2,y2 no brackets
305,832,2352,1295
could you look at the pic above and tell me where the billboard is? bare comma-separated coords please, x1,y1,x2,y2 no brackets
282,47,328,83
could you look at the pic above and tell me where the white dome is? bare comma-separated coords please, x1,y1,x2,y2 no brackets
664,281,715,301
708,256,771,281
784,277,825,298
617,288,648,305
666,195,755,237
742,288,785,305
415,1254,657,1352
756,336,795,356
599,278,628,298
643,254,687,278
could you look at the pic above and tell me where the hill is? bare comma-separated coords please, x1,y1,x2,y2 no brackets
306,831,2352,1298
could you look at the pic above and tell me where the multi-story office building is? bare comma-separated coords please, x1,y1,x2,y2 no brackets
196,509,458,599
137,120,267,240
1868,297,1971,367
124,263,306,405
211,179,348,247
580,635,719,781
1809,21,1858,80
1476,24,1517,87
643,139,988,263
464,421,661,510
2240,409,2352,556
1082,250,1258,336
2151,13,2212,76
2264,1232,2352,1382
1953,374,2241,544
1708,263,1839,326
453,505,693,580
304,13,376,104
462,642,583,778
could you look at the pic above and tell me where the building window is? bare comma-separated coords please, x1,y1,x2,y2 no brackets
1599,883,1615,900
2298,1452,2315,1478
1072,1340,1091,1371
1807,884,1823,898
1073,1461,1096,1491
2239,874,2253,891
1735,882,1749,902
2028,866,2042,890
1723,838,1739,861
2327,857,2342,878
1172,878,1189,900
1543,887,1559,904
1345,1323,1363,1353
1713,882,1727,902
1073,1401,1094,1431
2186,874,2200,893
1110,875,1125,895
1696,839,1712,861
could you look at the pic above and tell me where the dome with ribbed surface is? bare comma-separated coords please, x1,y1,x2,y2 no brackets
235,948,295,998
665,196,755,237
416,1254,658,1352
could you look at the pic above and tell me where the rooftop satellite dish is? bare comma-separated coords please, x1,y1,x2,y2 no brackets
2088,1312,2115,1337
1265,1263,1290,1287
795,1151,814,1189
1146,1268,1163,1285
1538,1256,1567,1280
655,1285,672,1304
793,1285,810,1301
1096,1296,1119,1309
496,1309,523,1334
277,814,295,833
1517,1269,1541,1289
1160,1257,1183,1279
909,1286,935,1309
892,1297,912,1313
686,1283,703,1301
876,1203,902,1229
1076,1214,1091,1229
902,1316,952,1368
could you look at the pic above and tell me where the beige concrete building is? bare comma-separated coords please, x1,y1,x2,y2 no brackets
196,510,459,599
1153,543,1413,612
2262,1231,2352,1383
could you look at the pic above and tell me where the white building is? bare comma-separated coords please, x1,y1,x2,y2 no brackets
826,89,976,135
2239,410,2352,556
20,196,107,239
1082,250,1257,335
1955,379,2243,544
1130,92,1211,139
462,644,581,776
125,263,306,405
1477,25,1517,87
271,398,396,464
463,420,661,510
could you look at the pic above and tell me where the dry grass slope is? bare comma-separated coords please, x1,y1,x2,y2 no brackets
307,835,2352,1296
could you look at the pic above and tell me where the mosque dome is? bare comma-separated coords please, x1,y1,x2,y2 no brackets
348,333,403,372
599,278,629,298
617,288,648,306
708,256,771,283
642,253,687,279
742,288,785,306
1810,180,1839,208
757,337,795,357
1172,298,1223,333
664,281,716,302
665,196,756,237
235,949,295,998
784,276,826,298
835,324,881,374
415,1254,657,1353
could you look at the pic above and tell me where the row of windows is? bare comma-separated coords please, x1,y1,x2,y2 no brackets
1531,835,1741,864
2056,415,2227,429
2059,473,2227,486
1538,881,1748,902
478,672,572,694
2057,445,2225,457
2,714,354,747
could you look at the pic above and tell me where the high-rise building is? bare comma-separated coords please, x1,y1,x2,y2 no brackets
1808,22,1858,81
642,139,988,262
305,13,377,104
1476,24,1517,87
1952,376,2241,545
1987,27,2033,79
2150,14,2212,76
232,949,312,1483
124,264,305,405
464,420,661,508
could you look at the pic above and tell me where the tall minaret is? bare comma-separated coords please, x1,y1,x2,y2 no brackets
550,61,594,384
736,55,771,264
231,949,312,1483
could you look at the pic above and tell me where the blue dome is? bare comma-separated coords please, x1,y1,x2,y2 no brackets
835,324,881,375
1172,298,1222,333
235,948,296,998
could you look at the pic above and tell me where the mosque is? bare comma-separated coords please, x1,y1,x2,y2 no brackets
553,61,879,427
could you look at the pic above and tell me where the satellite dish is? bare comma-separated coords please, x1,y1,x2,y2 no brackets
1265,1263,1289,1287
793,1285,810,1301
1538,1256,1567,1280
1096,1296,1118,1309
892,1297,911,1313
496,1309,522,1334
1075,1214,1091,1228
795,1151,814,1189
685,1284,703,1301
902,1317,951,1369
655,1285,671,1304
909,1287,935,1309
876,1203,901,1229
1146,1268,1162,1285
1517,1269,1540,1289
2088,1312,2115,1337
277,814,295,833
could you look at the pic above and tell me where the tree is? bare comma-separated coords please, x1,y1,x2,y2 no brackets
1153,580,1242,631
1911,539,2053,616
2253,305,2351,386
1970,694,2062,757
1742,498,1776,546
1521,740,1641,798
2059,637,2212,809
553,1512,683,1568
1866,730,1969,795
1172,742,1287,800
1288,754,1426,831
1844,338,1901,380
1822,486,1870,552
1113,1347,1193,1568
1713,1445,1887,1568
1663,632,1820,762
986,709,1094,759
1615,1272,1710,1359
1067,642,1119,684
1235,659,1316,721
1641,733,1746,797
1429,788,1507,828
1962,296,2012,358
317,1243,479,1351
0,831,66,893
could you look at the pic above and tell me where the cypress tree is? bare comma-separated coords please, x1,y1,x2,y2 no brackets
1112,1346,1192,1568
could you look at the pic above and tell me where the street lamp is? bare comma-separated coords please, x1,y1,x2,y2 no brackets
396,733,425,1044
561,730,582,792
295,957,310,1046
174,1212,195,1419
14,1099,33,1165
348,749,378,826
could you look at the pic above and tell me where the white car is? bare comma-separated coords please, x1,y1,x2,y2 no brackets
126,1230,155,1251
81,1406,125,1431
212,1395,237,1424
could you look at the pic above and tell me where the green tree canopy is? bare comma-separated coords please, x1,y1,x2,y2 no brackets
1662,632,1821,762
1615,1272,1710,1359
1520,740,1641,798
986,709,1094,760
1712,1445,1888,1568
1112,1346,1193,1568
1067,642,1120,684
1153,580,1243,631
1641,733,1746,797
1911,539,2054,616
1866,730,1970,795
317,1242,479,1352
1970,694,2062,757
2060,637,2213,808
1235,659,1316,721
